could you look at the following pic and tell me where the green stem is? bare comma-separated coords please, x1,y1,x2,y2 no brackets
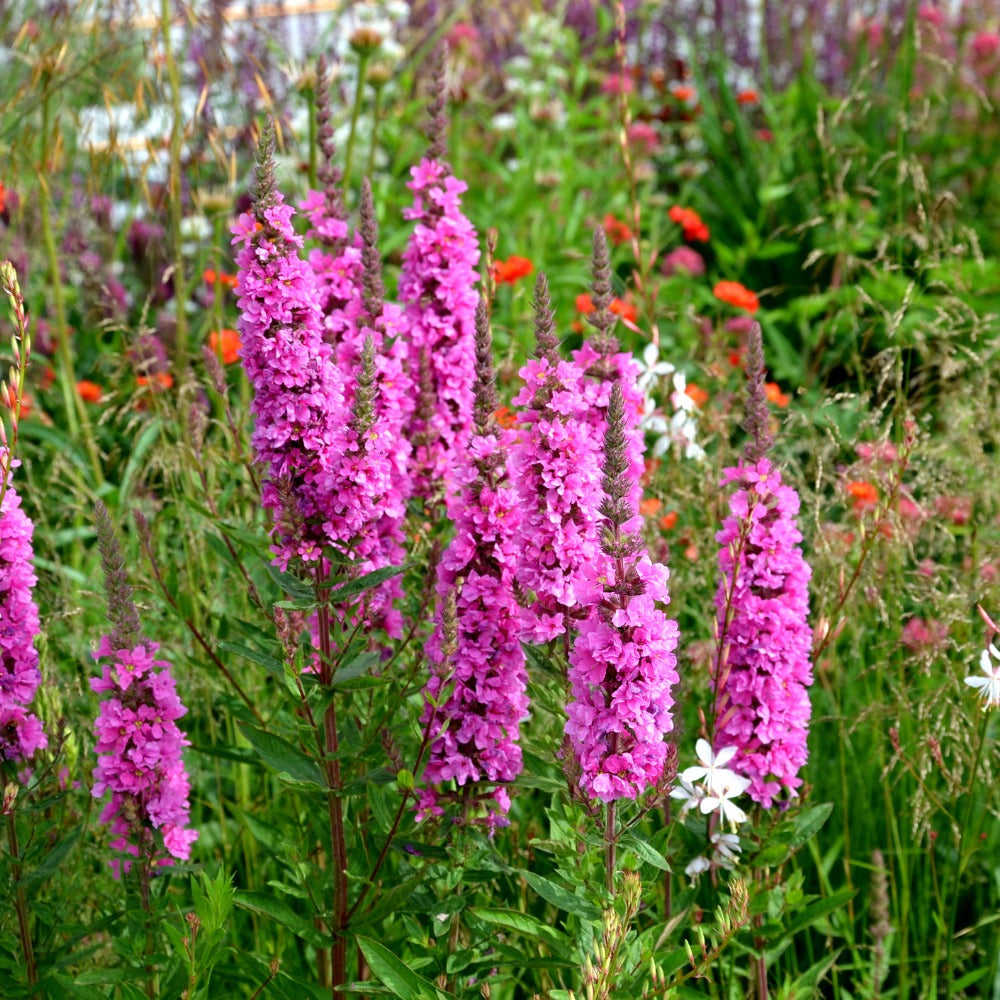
38,89,103,486
605,800,617,894
307,84,318,189
315,569,348,997
342,53,370,193
942,709,990,996
366,85,383,182
160,0,189,375
6,811,36,988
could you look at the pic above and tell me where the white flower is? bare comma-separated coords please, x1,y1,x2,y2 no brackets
669,776,706,814
681,740,749,798
711,831,742,869
636,343,676,395
685,855,711,877
965,643,1000,710
699,784,749,827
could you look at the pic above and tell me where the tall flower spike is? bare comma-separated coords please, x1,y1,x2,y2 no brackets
741,322,774,463
532,272,559,365
358,178,385,332
91,506,197,869
233,118,347,570
586,227,617,357
473,297,499,432
565,383,680,802
94,501,142,652
712,337,813,806
0,450,46,764
398,113,480,503
314,53,346,243
418,297,527,829
426,43,449,165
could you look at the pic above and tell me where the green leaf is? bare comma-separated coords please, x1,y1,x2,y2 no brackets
235,890,326,947
469,908,569,948
217,640,284,674
331,650,381,686
263,562,316,602
784,888,856,938
620,835,671,872
326,564,405,603
754,803,834,867
520,871,600,920
356,936,448,1000
24,827,80,886
238,724,325,789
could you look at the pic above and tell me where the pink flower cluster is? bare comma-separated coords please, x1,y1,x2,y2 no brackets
231,196,347,569
399,158,480,501
418,425,528,828
0,460,47,764
714,457,813,807
566,554,680,802
509,356,604,641
91,635,197,868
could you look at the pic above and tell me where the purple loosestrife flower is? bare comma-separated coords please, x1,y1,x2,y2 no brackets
713,325,813,807
91,636,198,868
398,119,479,502
232,122,348,570
510,273,604,642
300,54,363,351
418,300,527,829
91,502,197,872
0,454,46,764
571,230,646,513
565,385,679,802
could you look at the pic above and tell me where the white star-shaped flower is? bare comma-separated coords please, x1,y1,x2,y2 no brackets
681,740,750,798
965,643,1000,710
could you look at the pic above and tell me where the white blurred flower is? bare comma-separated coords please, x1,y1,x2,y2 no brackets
965,643,1000,710
669,776,706,814
685,855,711,877
711,831,742,869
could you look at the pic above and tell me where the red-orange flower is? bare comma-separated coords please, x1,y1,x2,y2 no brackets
575,293,638,325
603,213,633,246
736,89,759,105
493,405,517,429
668,205,709,242
713,280,759,313
0,182,6,215
685,383,709,407
209,328,242,365
77,380,103,403
659,510,678,531
765,382,790,407
639,496,662,517
137,372,175,391
846,480,879,511
203,268,238,290
491,255,535,285
672,85,695,101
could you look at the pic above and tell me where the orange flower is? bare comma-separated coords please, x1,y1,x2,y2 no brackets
713,280,759,313
493,405,517,428
685,383,709,407
639,496,662,517
209,328,242,365
846,480,879,511
76,380,103,403
736,89,759,105
137,372,175,391
491,255,534,285
668,205,709,242
672,85,695,101
576,293,637,325
603,213,633,246
659,510,678,531
610,297,638,324
765,381,789,407
203,268,238,290
2,386,31,417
